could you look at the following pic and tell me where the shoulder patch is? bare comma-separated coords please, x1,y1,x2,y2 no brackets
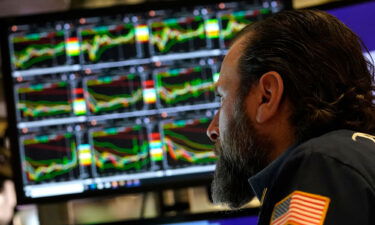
352,132,375,144
270,191,330,225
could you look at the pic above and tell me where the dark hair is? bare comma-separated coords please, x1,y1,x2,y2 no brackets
236,10,375,142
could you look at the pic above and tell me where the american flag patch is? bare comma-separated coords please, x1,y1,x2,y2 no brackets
270,191,330,225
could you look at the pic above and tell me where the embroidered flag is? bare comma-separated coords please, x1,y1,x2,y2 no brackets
270,191,330,225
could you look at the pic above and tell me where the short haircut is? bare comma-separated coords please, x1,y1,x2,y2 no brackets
236,10,375,141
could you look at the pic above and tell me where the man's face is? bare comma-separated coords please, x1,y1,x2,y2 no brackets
207,37,273,209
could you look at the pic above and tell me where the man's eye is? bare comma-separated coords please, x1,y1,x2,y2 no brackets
216,95,223,106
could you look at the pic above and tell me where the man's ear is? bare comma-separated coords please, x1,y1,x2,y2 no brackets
254,71,284,123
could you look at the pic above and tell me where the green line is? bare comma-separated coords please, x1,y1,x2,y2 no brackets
164,129,212,151
12,31,64,43
97,157,149,171
18,100,69,106
151,21,205,53
87,88,141,101
25,139,77,182
93,138,147,154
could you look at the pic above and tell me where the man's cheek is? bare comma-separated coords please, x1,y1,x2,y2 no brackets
213,143,220,156
218,108,232,136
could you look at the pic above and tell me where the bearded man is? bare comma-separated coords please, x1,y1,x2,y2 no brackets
207,10,375,225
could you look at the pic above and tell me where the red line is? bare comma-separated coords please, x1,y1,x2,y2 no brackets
291,205,322,216
21,39,63,45
286,215,320,225
94,146,135,156
288,208,322,218
114,25,124,32
291,200,324,211
46,32,59,38
26,89,68,95
95,134,142,139
295,192,328,203
27,143,70,152
292,196,326,207
89,81,141,88
90,84,141,88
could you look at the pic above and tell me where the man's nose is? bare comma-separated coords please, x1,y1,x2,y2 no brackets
206,111,219,142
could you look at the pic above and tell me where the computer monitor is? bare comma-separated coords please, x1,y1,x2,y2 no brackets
0,0,291,204
324,0,375,98
324,0,375,57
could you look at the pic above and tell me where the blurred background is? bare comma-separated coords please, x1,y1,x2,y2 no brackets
0,0,340,17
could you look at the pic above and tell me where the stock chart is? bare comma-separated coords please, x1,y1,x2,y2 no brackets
150,16,208,54
11,31,67,70
85,73,144,114
219,9,271,47
155,66,215,107
80,24,138,63
17,81,72,120
91,125,150,175
23,133,79,183
162,118,216,168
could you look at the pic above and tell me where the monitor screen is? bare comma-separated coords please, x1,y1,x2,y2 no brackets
0,0,290,203
326,1,375,57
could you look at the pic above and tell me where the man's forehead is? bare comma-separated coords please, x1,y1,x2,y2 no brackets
216,35,248,92
225,35,247,62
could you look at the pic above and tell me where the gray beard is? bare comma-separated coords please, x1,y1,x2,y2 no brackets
211,103,273,209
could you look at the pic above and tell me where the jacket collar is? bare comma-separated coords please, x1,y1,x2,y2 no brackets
248,145,297,200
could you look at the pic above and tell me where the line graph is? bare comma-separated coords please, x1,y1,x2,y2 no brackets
23,133,78,183
219,10,265,47
150,16,207,54
85,74,143,114
17,81,72,120
80,24,137,63
162,118,216,168
155,66,215,107
91,125,150,175
11,31,67,70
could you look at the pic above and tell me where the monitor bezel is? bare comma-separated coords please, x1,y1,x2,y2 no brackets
94,207,259,225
